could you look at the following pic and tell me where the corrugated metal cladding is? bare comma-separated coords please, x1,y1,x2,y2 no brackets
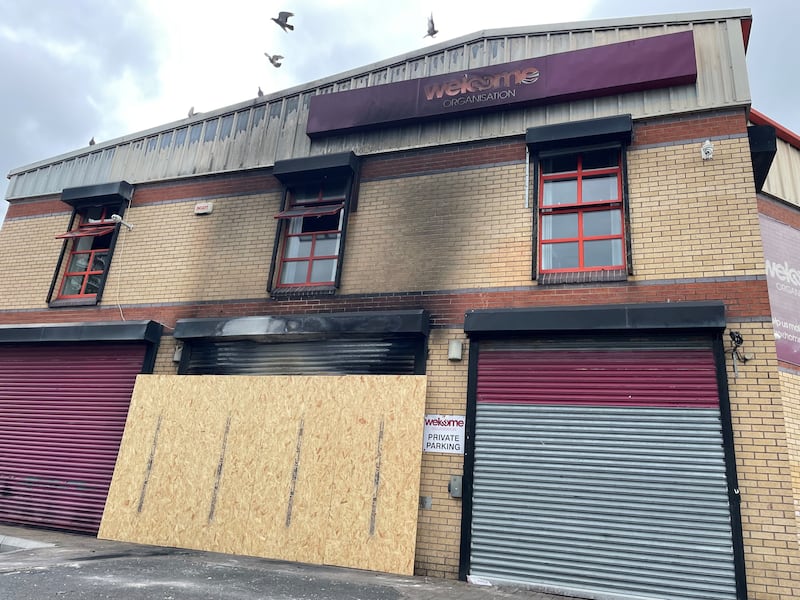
0,343,147,534
763,137,800,208
469,344,738,600
182,336,423,375
7,11,750,200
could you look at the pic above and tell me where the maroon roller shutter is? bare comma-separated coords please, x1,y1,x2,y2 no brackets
0,342,147,533
477,348,721,408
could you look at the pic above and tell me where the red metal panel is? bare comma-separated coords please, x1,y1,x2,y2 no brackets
274,203,344,219
55,225,116,239
477,349,719,408
0,343,147,533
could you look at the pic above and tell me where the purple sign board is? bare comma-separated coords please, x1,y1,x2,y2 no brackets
761,215,800,366
307,30,697,137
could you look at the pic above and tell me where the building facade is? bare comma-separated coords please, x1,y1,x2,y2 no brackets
1,9,800,600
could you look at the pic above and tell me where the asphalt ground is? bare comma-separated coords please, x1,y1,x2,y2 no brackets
0,525,575,600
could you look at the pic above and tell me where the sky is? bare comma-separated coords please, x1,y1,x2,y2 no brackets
1,1,797,225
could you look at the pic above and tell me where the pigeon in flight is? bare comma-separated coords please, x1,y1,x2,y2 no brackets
425,13,438,38
265,53,284,68
88,137,96,146
257,86,264,97
272,11,294,32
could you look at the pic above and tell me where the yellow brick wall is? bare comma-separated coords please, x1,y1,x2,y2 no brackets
725,322,800,598
779,370,800,548
0,138,767,309
415,328,469,579
341,166,532,294
0,194,281,309
0,164,534,307
151,335,179,375
627,137,765,280
0,215,71,309
101,195,280,305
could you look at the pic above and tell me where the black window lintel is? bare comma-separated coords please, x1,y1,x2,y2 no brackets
61,181,134,210
0,320,162,344
526,114,633,152
273,151,359,185
464,301,725,335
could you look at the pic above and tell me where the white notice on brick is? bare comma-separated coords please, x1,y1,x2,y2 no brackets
423,414,465,454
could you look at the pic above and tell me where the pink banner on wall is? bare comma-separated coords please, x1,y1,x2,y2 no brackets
760,215,800,366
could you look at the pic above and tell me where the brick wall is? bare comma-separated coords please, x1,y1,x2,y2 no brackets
414,329,469,578
3,109,800,596
103,193,281,305
0,119,765,309
627,136,764,281
0,215,70,309
343,165,531,294
779,370,800,547
152,335,179,375
724,322,800,597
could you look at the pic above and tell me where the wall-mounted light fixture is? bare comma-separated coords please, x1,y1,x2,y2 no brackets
700,139,714,160
448,339,463,361
173,341,183,363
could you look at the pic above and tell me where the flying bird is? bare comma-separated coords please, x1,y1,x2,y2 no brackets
265,53,284,68
257,86,264,97
425,13,438,38
272,11,294,32
88,137,96,146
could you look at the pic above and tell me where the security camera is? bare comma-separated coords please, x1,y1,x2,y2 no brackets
110,213,133,230
700,139,714,160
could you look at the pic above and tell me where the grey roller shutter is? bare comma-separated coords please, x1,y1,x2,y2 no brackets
470,346,738,600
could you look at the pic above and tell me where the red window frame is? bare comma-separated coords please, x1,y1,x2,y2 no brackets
538,149,625,273
275,182,346,288
77,206,117,227
57,245,109,298
56,206,117,299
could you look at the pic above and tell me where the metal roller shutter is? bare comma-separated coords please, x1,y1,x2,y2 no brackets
470,346,738,600
0,343,147,533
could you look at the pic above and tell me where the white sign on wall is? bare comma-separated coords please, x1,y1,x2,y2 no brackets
423,414,466,454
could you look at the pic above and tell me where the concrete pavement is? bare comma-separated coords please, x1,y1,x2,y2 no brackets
0,525,575,600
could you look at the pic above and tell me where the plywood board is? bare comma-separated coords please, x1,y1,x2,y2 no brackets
99,374,427,575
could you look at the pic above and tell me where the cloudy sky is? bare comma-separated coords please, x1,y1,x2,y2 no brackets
1,1,796,224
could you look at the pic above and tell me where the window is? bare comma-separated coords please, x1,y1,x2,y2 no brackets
539,147,625,272
55,205,119,301
527,114,633,284
275,178,347,287
49,181,133,307
269,152,360,295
